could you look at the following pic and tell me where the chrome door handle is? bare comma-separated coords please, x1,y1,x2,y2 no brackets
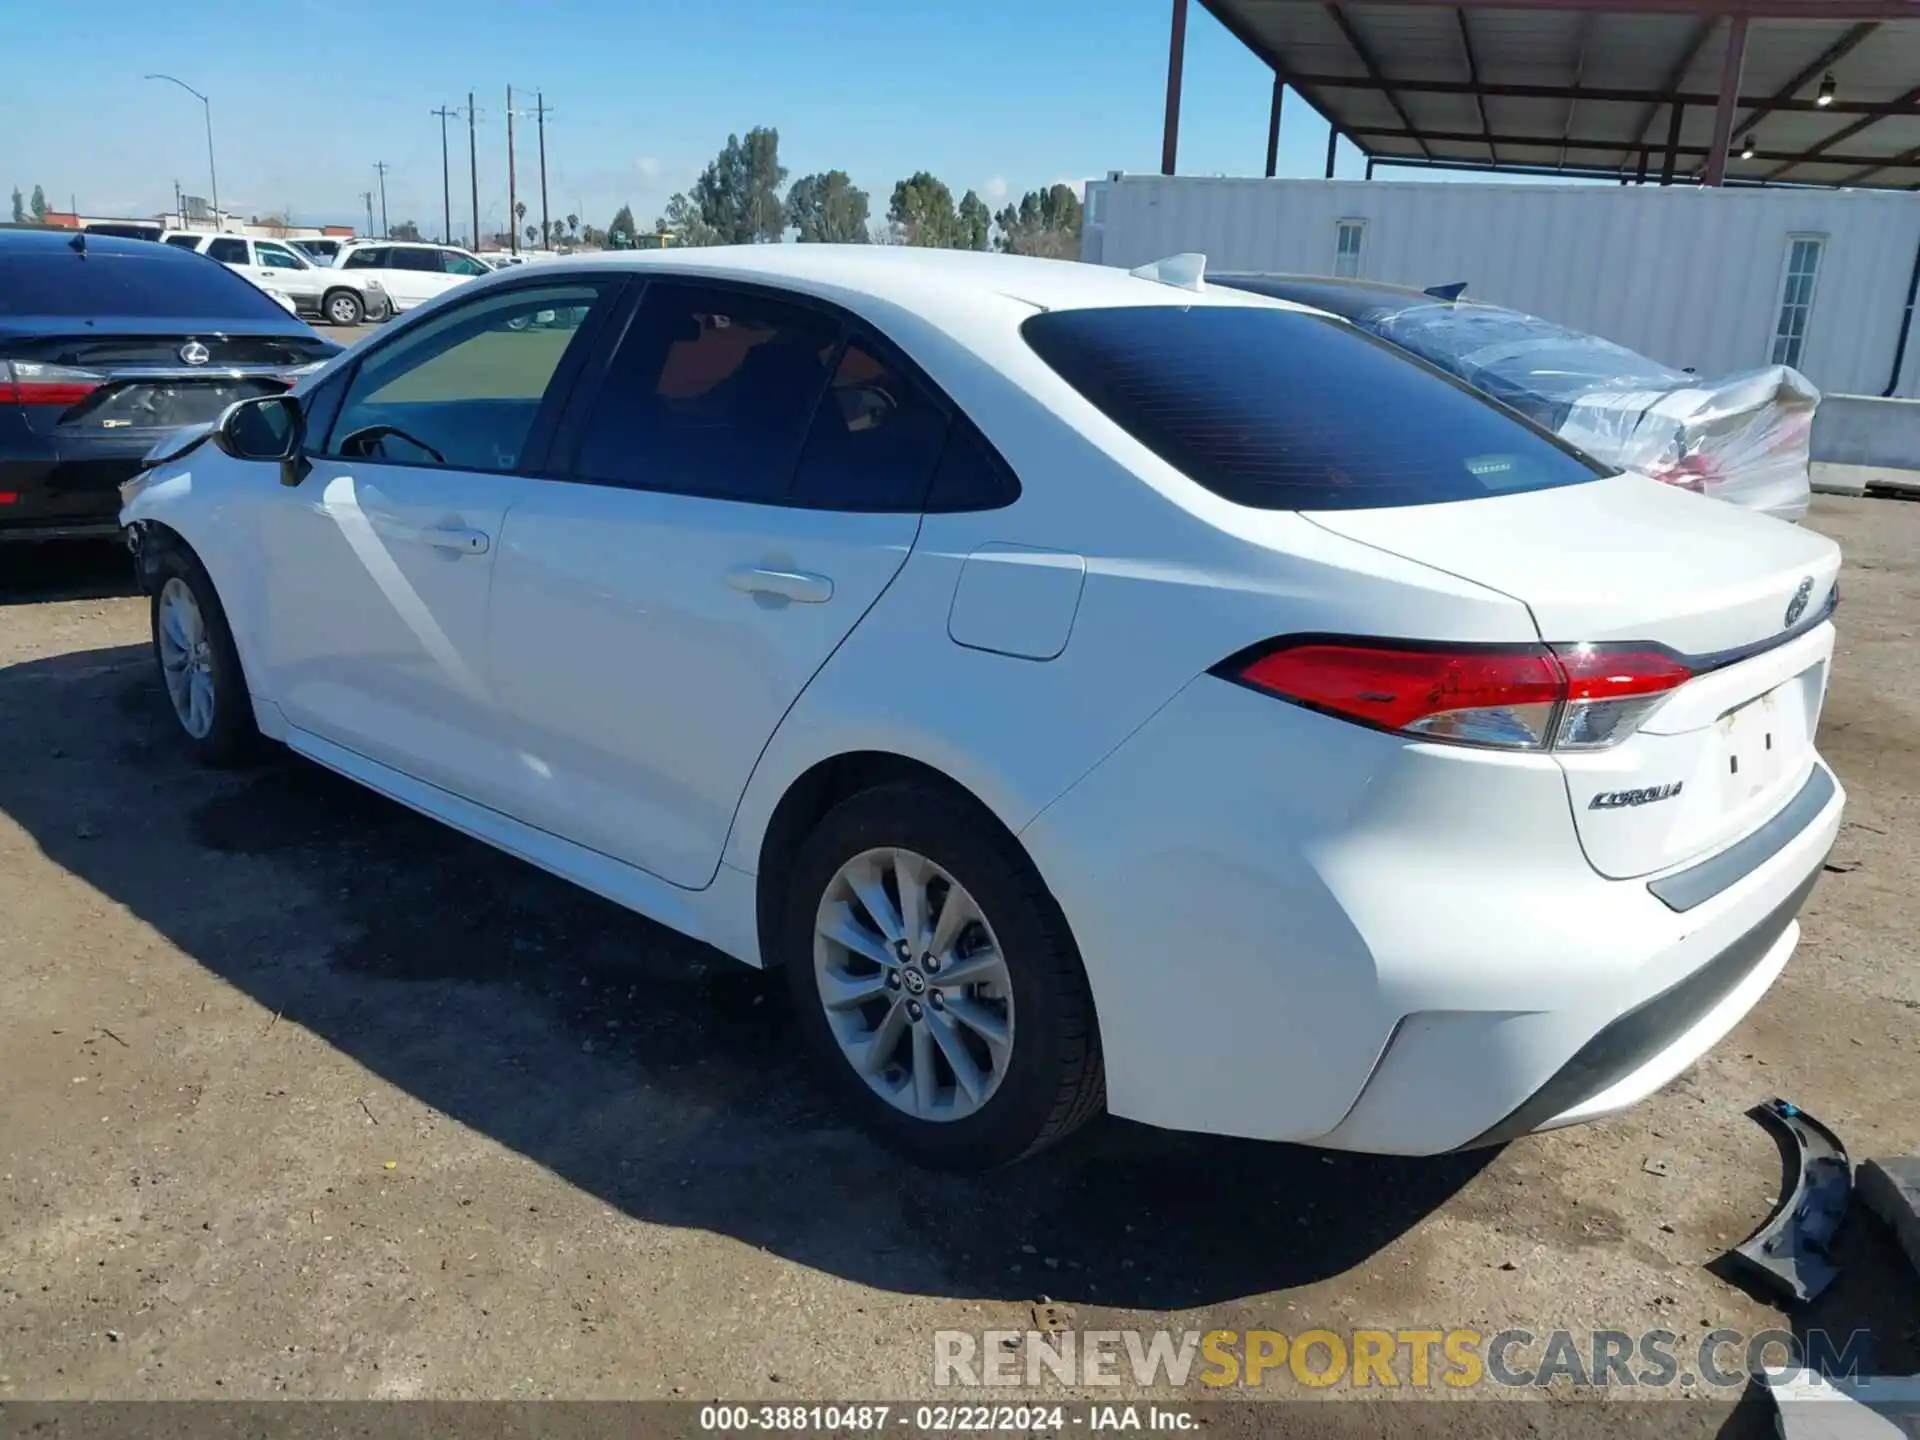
424,525,490,555
725,565,833,604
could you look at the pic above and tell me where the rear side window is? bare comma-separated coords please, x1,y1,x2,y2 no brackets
788,337,951,510
572,281,839,503
0,248,293,320
342,247,388,269
1021,306,1608,511
164,234,202,250
391,249,443,272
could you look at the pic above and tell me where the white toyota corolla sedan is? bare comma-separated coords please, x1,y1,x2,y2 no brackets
119,245,1845,1171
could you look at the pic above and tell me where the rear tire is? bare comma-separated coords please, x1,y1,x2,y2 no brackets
780,781,1104,1170
148,544,257,767
323,288,364,326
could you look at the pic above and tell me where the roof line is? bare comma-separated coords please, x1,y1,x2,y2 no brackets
1321,0,1920,16
1347,123,1920,169
1453,8,1499,165
1282,70,1917,116
1762,78,1920,177
1324,3,1434,158
1628,16,1718,150
1834,139,1920,184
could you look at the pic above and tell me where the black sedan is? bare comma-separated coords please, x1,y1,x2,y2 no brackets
0,229,341,542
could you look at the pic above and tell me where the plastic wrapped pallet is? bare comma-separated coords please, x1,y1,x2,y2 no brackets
1367,301,1818,523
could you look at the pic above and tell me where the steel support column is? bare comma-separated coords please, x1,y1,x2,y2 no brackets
1162,0,1188,175
1266,75,1284,176
1325,125,1338,178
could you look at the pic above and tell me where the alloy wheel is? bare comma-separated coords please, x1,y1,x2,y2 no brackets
813,847,1015,1122
156,577,216,739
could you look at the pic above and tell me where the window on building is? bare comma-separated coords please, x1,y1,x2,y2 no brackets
1770,235,1823,369
1333,219,1365,279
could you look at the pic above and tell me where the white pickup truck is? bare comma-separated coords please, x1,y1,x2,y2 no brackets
162,232,390,327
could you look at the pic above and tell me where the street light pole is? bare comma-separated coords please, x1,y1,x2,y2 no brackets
145,74,219,229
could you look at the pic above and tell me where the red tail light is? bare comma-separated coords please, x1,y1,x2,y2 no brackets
1223,639,1693,752
0,361,104,408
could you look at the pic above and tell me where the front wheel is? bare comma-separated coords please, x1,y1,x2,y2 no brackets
781,782,1104,1170
149,546,257,766
323,288,364,326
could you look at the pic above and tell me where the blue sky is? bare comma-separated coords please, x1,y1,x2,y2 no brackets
6,0,1551,240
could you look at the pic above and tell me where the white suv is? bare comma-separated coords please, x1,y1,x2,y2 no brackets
163,232,389,327
332,240,491,312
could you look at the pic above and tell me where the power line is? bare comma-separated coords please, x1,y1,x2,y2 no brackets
373,161,390,239
431,106,458,244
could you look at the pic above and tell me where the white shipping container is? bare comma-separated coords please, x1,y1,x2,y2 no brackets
1082,176,1920,400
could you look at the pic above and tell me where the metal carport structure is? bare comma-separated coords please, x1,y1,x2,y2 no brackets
1161,0,1920,188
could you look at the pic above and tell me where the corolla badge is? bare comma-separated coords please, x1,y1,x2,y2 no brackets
179,341,211,366
1784,577,1814,629
1590,782,1684,810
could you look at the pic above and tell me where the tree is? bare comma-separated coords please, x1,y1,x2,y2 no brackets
580,223,608,248
656,127,787,247
525,224,538,245
956,189,992,251
566,213,579,238
607,204,639,249
888,171,959,247
785,170,870,244
657,191,720,247
994,183,1083,259
29,185,47,222
9,189,23,223
389,219,423,242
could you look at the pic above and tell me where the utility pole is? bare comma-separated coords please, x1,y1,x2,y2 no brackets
361,190,375,237
506,84,519,255
535,92,552,249
431,105,457,243
373,161,390,238
464,93,481,248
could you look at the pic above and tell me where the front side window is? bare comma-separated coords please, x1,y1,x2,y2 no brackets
390,248,443,273
1022,304,1608,511
442,251,489,277
571,281,840,503
323,282,606,472
1770,235,1823,369
255,243,307,271
1333,219,1365,279
164,234,202,250
206,237,249,265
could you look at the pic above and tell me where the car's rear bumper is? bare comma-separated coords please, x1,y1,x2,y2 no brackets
0,453,144,537
1020,676,1842,1154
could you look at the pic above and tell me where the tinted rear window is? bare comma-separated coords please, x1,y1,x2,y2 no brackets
0,248,293,321
1021,305,1609,511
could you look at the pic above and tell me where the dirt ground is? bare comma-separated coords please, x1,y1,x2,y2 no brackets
1,497,1915,1421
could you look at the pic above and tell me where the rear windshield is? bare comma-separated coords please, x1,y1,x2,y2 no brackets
1021,305,1610,511
0,248,293,321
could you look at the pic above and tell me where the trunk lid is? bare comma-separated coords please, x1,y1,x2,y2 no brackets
1305,472,1841,879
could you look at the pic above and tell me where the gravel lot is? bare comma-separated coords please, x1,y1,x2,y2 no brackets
1,497,1915,1419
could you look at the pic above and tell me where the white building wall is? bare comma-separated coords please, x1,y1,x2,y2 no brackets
1082,177,1920,399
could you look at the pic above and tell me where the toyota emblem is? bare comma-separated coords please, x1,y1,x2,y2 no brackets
1784,576,1813,629
179,341,211,366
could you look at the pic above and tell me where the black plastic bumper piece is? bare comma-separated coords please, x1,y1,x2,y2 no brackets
1648,765,1837,914
1456,859,1826,1151
1727,1098,1851,1305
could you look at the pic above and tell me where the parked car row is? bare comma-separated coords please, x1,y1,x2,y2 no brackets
0,230,340,541
114,243,1843,1171
160,233,497,326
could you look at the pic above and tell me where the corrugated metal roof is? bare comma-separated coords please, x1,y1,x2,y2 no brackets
1199,0,1920,188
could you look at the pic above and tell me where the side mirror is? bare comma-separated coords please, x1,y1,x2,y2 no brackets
213,394,310,486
